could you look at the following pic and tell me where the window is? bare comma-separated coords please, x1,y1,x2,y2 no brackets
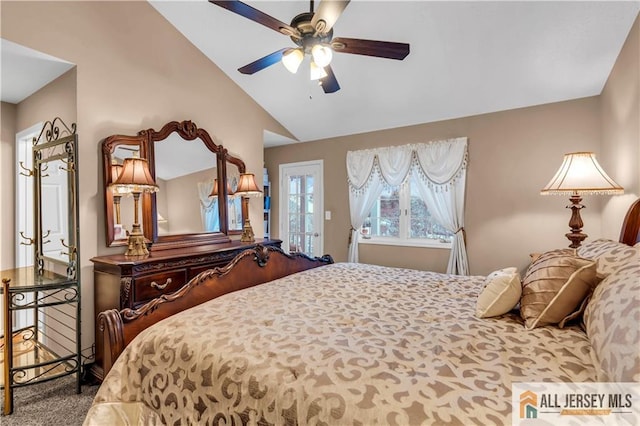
361,175,453,247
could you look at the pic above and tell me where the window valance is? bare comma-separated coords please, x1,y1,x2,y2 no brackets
347,138,468,193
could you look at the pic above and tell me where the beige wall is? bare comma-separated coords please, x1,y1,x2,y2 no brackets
600,13,640,237
265,97,603,275
2,1,293,351
1,102,17,269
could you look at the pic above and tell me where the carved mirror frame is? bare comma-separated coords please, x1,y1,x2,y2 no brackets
102,120,246,251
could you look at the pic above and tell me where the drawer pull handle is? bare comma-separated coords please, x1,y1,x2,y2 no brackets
150,278,172,290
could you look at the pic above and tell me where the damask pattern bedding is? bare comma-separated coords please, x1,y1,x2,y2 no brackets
88,262,598,425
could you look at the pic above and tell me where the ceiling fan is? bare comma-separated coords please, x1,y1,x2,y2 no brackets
210,0,410,94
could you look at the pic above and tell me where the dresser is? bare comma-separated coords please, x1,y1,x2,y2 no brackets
89,238,281,381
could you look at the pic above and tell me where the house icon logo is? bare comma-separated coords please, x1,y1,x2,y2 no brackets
520,390,538,419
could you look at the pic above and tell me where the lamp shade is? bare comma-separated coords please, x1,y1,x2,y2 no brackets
235,173,263,197
110,157,158,194
209,178,235,198
541,152,623,195
310,60,328,81
282,48,304,74
110,162,124,183
312,44,333,68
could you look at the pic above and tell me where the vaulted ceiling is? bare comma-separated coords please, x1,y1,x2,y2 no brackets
3,2,638,148
150,1,639,146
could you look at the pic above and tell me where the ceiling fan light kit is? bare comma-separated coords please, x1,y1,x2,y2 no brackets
311,43,333,68
210,0,410,94
310,60,328,80
282,48,304,73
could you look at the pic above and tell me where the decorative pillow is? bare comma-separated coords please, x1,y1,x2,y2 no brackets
577,238,640,277
476,267,521,318
520,249,599,329
583,259,640,381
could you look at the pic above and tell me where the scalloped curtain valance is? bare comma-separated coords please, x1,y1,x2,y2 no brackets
346,137,469,274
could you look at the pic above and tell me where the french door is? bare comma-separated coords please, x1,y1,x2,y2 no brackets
279,160,323,257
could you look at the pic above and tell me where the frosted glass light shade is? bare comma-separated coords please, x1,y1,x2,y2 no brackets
541,152,623,195
310,61,328,80
282,48,303,73
312,44,333,67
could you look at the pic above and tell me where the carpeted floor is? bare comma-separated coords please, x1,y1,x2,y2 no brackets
1,375,98,426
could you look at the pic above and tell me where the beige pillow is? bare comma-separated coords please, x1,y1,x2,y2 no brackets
520,249,599,329
476,267,521,318
577,238,640,277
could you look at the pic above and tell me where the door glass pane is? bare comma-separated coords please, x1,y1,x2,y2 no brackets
287,174,315,255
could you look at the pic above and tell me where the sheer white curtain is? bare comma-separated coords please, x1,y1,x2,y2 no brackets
346,138,469,274
347,149,382,262
197,181,219,232
413,138,468,274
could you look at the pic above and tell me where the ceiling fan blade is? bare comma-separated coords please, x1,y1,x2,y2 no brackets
332,37,410,60
320,65,340,93
210,1,300,38
238,48,289,75
311,0,350,33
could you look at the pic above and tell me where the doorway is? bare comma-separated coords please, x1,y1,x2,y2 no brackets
15,123,42,268
279,160,324,257
13,123,43,330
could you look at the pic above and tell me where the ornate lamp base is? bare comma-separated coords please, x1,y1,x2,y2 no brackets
240,219,255,243
125,224,149,256
566,193,587,249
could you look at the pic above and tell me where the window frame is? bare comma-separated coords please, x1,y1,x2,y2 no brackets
359,178,452,250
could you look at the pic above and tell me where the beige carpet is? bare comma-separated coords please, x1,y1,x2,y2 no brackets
1,375,98,426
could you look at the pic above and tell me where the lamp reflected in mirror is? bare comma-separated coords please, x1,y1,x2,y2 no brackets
110,155,159,256
235,173,263,242
208,178,235,198
110,161,124,233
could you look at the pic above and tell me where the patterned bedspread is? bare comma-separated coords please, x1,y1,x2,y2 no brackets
88,263,597,425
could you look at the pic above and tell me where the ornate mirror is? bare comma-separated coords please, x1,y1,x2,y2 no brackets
32,118,79,278
102,120,246,251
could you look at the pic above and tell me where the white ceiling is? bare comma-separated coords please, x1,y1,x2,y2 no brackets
150,0,639,146
2,2,638,148
1,39,74,104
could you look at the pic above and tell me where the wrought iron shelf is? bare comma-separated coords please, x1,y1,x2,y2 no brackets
0,327,78,389
1,267,81,415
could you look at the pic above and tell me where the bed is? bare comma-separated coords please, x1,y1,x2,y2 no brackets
85,199,640,425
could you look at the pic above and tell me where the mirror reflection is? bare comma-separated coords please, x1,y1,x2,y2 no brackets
153,134,219,236
111,146,140,241
227,162,242,231
40,158,69,264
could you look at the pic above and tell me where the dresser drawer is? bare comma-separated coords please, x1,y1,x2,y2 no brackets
133,269,188,305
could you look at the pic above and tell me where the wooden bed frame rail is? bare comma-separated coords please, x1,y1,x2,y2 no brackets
97,245,334,377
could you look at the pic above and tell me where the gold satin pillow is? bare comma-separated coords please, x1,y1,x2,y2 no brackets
520,249,598,329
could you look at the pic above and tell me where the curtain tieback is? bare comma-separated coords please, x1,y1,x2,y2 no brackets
348,226,356,244
455,227,464,234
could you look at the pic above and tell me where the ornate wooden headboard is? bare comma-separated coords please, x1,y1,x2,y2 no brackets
620,198,640,246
